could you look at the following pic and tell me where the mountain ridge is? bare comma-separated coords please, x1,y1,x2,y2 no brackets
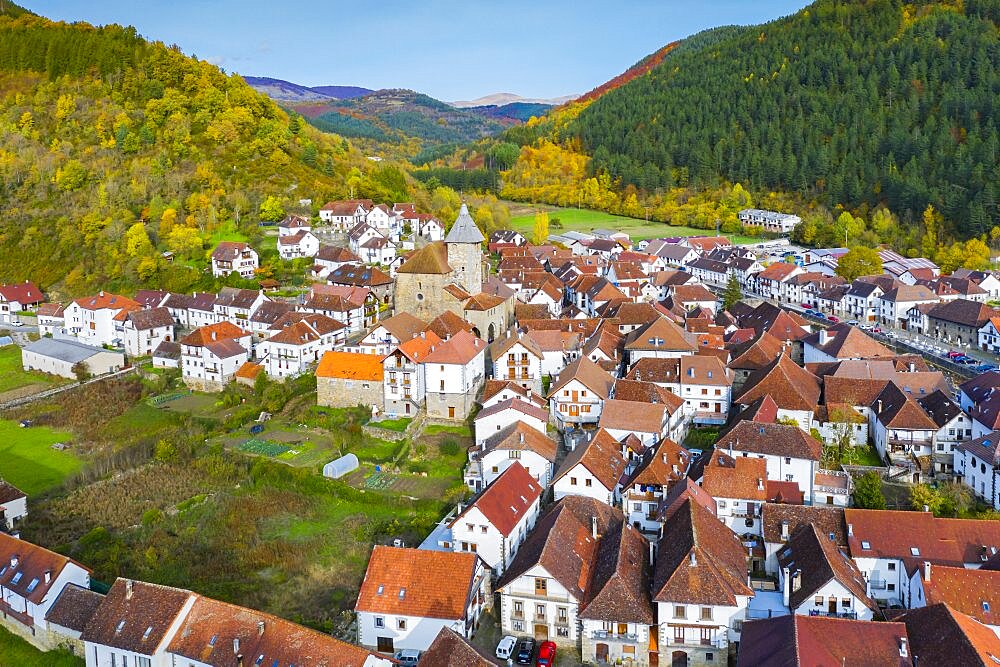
451,92,578,108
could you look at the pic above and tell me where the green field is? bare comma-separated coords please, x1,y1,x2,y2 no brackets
207,220,250,245
0,625,83,667
0,344,67,395
508,204,758,244
0,419,80,494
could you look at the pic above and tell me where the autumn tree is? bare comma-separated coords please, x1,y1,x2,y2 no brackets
532,211,550,245
835,246,883,281
258,196,285,223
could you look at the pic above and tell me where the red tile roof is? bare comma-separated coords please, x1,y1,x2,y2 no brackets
355,546,480,620
452,462,541,537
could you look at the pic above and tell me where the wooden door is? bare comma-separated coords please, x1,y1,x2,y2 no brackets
828,598,837,614
376,636,393,653
570,404,579,417
596,643,609,662
671,651,687,667
534,624,549,640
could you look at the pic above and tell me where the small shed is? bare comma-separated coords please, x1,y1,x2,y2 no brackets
323,453,359,479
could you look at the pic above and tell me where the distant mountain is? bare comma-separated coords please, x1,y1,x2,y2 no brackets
465,102,554,123
451,92,577,108
309,84,373,99
243,76,372,103
296,89,508,147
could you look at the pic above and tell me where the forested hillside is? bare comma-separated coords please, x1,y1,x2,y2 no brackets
0,8,415,297
565,0,1000,239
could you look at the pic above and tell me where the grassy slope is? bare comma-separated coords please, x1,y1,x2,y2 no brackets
0,344,67,394
508,203,758,243
0,626,82,667
0,419,79,494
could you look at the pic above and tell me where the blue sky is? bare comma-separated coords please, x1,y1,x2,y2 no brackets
26,0,806,101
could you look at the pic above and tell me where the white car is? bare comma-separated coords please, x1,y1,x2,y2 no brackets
394,650,420,666
496,635,517,660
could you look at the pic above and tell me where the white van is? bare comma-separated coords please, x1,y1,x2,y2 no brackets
496,635,517,660
394,649,420,665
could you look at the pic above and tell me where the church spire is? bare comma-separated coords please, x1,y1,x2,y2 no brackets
445,203,485,244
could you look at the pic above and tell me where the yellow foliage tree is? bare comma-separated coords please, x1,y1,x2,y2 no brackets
532,211,550,245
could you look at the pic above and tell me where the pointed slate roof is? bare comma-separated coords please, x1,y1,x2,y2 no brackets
445,204,485,244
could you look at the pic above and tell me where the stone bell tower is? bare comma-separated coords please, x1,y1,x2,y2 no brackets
445,203,485,292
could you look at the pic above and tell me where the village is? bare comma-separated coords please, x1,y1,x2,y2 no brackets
5,199,1000,667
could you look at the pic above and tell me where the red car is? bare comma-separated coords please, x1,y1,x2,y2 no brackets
800,303,811,309
536,641,556,666
827,315,840,323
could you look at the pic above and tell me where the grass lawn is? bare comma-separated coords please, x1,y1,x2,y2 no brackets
0,625,83,667
207,220,249,245
422,423,472,437
0,419,80,494
507,203,759,244
0,344,66,395
368,416,413,432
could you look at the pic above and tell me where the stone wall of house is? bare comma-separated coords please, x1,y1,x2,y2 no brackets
183,377,226,393
394,272,455,321
464,299,514,344
582,633,649,667
930,319,978,346
317,377,383,410
657,645,731,667
426,390,477,420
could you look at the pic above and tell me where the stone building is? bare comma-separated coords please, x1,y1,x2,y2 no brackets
394,204,487,321
316,351,384,410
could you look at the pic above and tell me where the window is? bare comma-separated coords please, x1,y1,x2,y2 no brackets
535,603,546,618
397,619,406,630
842,598,851,607
513,601,523,616
861,541,871,550
512,620,524,632
718,500,727,509
557,607,568,622
535,578,547,595
887,562,896,571
784,457,791,464
706,653,715,662
674,605,686,619
374,617,384,628
585,479,593,487
492,465,499,473
570,477,578,486
481,526,488,534
700,606,713,621
556,626,570,638
137,658,151,667
888,583,896,591
814,596,824,606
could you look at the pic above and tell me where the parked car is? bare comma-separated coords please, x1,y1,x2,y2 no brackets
496,636,517,661
9,319,22,327
827,316,840,323
859,324,874,331
975,363,999,372
872,327,883,334
515,638,536,665
814,312,827,319
948,351,964,359
847,320,859,326
804,309,816,316
885,331,898,339
536,641,557,667
394,650,420,666
800,303,812,309
688,448,704,460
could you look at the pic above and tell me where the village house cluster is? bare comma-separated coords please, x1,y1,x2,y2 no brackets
7,200,1000,666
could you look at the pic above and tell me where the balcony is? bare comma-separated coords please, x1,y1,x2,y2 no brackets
808,610,858,620
665,636,725,649
592,630,639,643
868,578,887,590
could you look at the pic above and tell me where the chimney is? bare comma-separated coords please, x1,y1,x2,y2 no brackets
420,331,425,339
9,556,17,568
125,579,133,600
899,637,909,658
257,620,265,637
211,330,217,341
818,328,830,346
519,432,525,444
44,570,51,584
782,565,791,607
649,541,656,566
909,362,916,372
689,551,697,567
877,400,883,414
757,478,764,491
591,516,598,539
924,561,931,581
233,638,240,655
781,520,790,541
848,523,854,537
922,504,929,513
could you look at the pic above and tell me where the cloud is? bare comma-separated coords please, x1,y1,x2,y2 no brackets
206,55,227,66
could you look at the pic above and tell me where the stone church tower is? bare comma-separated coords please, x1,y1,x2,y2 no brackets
445,204,485,292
